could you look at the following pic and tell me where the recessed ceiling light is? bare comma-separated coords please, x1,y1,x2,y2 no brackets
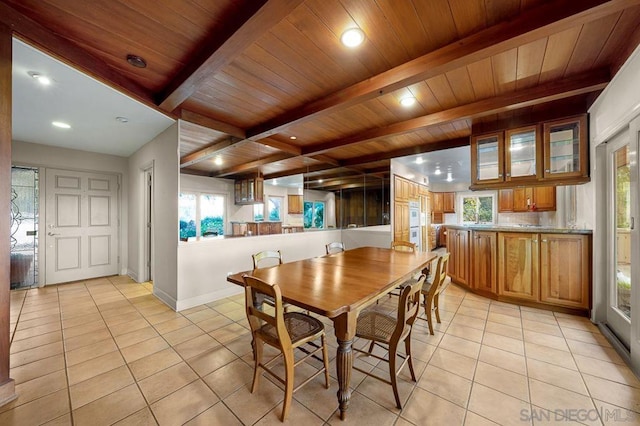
52,121,71,129
290,136,297,140
446,172,453,182
434,168,441,175
115,116,129,123
214,156,223,166
126,54,147,68
341,28,365,48
318,179,324,183
400,96,416,107
272,179,278,186
28,71,51,86
415,157,423,164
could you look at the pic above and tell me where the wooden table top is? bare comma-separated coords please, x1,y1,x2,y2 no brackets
227,247,436,318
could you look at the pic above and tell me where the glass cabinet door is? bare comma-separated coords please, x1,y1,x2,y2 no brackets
505,125,538,181
543,115,587,179
472,133,504,184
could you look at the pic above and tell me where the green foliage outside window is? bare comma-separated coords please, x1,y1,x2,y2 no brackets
617,164,630,229
462,195,493,224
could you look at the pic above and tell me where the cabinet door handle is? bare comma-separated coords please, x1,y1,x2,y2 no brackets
541,239,547,243
545,169,550,173
532,239,538,243
506,173,511,177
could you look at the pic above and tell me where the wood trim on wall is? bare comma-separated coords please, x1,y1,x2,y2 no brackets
0,23,17,406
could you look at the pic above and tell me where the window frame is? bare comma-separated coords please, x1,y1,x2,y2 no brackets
303,200,325,229
179,190,227,238
458,191,496,225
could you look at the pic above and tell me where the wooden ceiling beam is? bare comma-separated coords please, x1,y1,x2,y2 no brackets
180,136,244,168
302,69,609,156
246,0,634,140
210,153,294,178
158,0,305,112
263,163,344,180
0,3,159,111
180,110,246,139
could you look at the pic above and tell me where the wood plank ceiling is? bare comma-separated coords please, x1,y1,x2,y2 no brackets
3,0,640,184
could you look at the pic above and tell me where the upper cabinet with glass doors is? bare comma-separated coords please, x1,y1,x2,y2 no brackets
471,133,504,185
470,114,589,189
543,115,588,179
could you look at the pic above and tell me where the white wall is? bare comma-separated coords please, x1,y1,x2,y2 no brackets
12,140,129,278
342,225,392,249
128,123,179,308
176,229,342,310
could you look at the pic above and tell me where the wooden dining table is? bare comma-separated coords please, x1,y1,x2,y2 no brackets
226,246,437,420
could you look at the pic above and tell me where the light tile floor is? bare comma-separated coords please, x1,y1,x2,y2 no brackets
3,275,640,425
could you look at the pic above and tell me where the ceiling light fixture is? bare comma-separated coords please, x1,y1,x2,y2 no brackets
28,71,51,85
318,179,324,183
415,157,423,164
290,136,297,140
272,179,278,186
446,172,453,182
115,116,129,123
126,54,147,68
434,168,441,175
341,28,365,48
214,156,223,166
52,121,71,129
400,96,416,107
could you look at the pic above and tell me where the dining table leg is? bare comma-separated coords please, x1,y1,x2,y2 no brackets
332,311,357,420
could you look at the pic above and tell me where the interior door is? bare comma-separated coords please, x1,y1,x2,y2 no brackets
45,169,118,284
605,131,636,348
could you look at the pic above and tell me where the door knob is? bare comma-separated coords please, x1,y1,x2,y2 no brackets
47,232,60,236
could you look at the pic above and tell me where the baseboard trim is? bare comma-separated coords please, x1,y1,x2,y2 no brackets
152,287,177,311
175,286,243,312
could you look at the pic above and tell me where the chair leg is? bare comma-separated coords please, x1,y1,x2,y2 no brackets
404,335,416,382
281,349,295,422
434,294,441,323
426,295,435,335
388,342,402,409
321,334,330,389
367,340,375,354
251,337,263,393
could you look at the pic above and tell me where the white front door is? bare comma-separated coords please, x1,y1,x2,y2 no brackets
45,169,119,284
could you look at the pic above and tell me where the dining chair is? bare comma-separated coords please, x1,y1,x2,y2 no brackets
252,250,287,311
242,274,330,422
325,241,345,255
252,250,283,269
387,241,418,297
353,273,426,409
390,240,416,252
418,252,450,335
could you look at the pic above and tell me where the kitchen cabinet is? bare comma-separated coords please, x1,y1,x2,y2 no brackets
543,115,588,180
394,175,410,201
539,234,590,309
471,132,504,185
447,228,469,286
287,195,303,214
443,192,455,213
257,222,282,235
498,232,539,301
498,186,556,212
505,125,540,183
234,177,264,205
471,231,497,294
498,189,514,212
432,192,444,213
394,202,409,243
470,114,589,189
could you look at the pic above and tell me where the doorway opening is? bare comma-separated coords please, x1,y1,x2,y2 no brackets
10,166,39,289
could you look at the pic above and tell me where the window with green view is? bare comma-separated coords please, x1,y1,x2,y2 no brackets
462,195,494,224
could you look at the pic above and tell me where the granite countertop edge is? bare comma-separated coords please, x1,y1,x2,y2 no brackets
443,224,592,234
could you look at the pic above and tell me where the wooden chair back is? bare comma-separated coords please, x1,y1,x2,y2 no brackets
252,250,283,269
325,242,345,255
393,274,426,342
242,274,292,349
426,253,450,299
390,240,416,252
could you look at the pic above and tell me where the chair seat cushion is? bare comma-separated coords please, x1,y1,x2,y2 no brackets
356,311,396,343
260,312,324,343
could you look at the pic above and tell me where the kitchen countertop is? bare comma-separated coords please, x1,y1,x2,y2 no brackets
443,224,592,234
